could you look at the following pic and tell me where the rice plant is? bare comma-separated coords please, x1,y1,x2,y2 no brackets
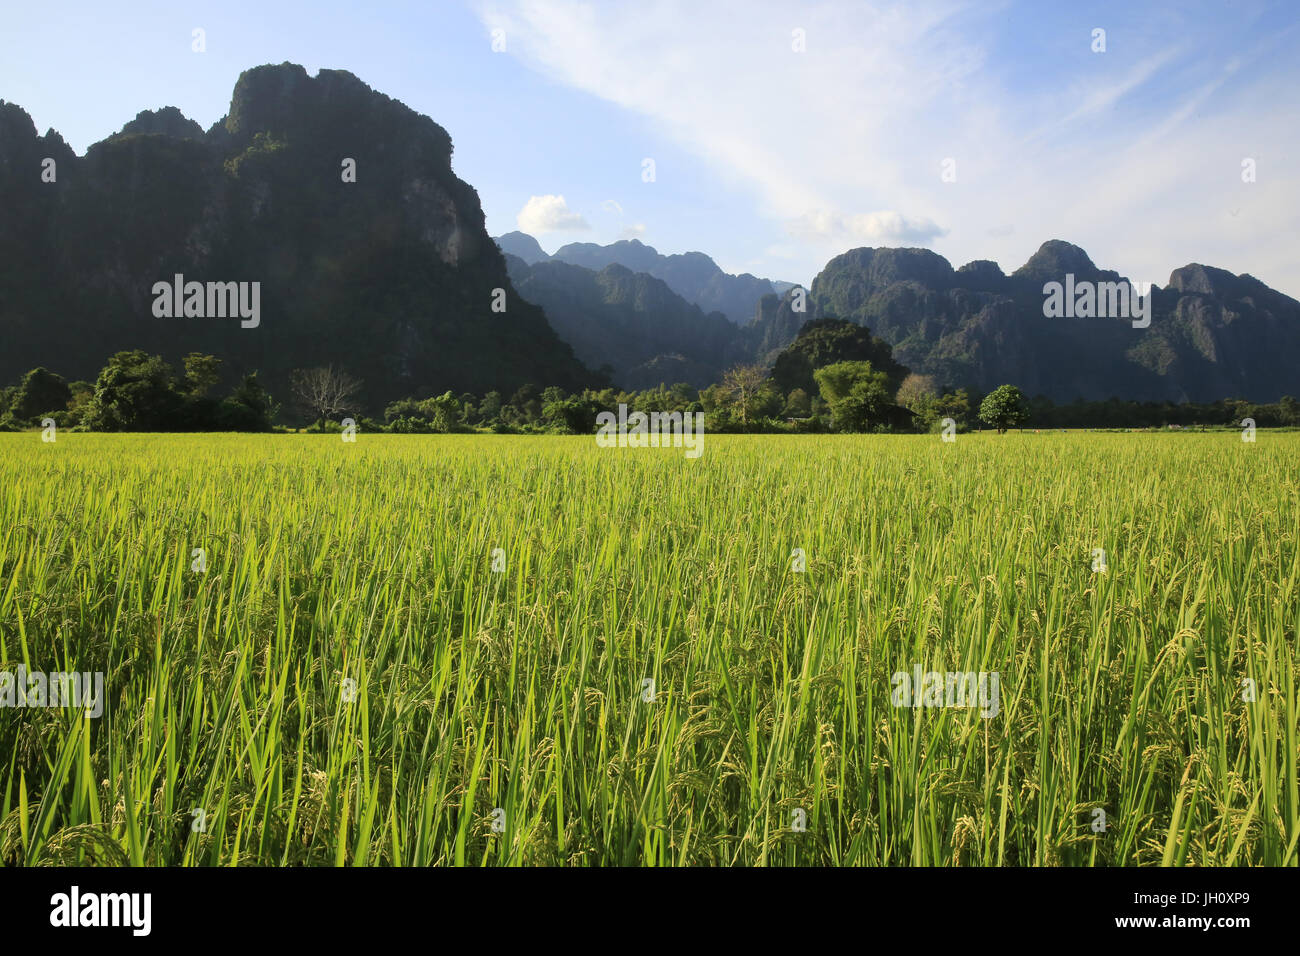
0,432,1295,865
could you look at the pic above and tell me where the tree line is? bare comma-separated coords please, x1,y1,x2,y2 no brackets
3,321,1296,434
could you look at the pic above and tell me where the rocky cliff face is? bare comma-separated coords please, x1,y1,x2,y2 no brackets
809,241,1300,402
0,64,595,407
503,255,742,389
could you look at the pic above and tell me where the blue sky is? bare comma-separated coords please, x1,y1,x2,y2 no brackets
3,0,1298,296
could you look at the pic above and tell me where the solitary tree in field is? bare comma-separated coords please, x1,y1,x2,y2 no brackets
722,364,767,429
979,384,1029,434
290,366,363,430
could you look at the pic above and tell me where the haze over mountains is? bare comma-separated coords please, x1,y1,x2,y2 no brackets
501,254,745,389
496,231,790,325
0,62,1296,410
501,231,1300,403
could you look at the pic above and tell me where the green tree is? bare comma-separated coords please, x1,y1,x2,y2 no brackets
478,391,503,424
814,361,893,432
498,403,523,428
783,388,812,418
934,389,971,428
183,353,223,398
420,391,462,432
543,395,598,434
771,318,908,397
63,381,95,427
978,384,1029,434
82,351,184,431
895,373,940,431
217,373,276,431
509,384,540,423
699,382,739,432
1278,395,1300,427
383,398,423,423
10,367,71,423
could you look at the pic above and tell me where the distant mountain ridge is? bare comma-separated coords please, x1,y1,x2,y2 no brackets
501,253,750,389
496,233,791,326
495,231,551,265
496,231,1298,401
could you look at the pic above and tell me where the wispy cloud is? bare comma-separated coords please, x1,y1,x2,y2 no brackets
1018,47,1182,148
479,0,1300,295
789,210,948,244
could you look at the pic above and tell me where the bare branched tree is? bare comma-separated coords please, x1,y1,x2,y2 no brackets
722,364,767,429
290,366,363,430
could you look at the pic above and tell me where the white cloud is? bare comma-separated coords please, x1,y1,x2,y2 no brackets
619,223,646,239
516,194,590,233
479,1,1300,296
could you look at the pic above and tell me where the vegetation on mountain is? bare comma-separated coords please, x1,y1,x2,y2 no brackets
503,255,741,388
3,66,1296,427
0,65,597,412
809,241,1300,402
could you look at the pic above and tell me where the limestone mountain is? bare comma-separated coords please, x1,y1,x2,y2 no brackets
549,237,787,325
0,64,596,409
809,241,1300,402
502,254,744,389
3,63,1292,409
747,287,815,366
116,107,206,141
495,231,551,265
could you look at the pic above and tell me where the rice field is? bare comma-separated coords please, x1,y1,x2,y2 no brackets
0,432,1296,866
